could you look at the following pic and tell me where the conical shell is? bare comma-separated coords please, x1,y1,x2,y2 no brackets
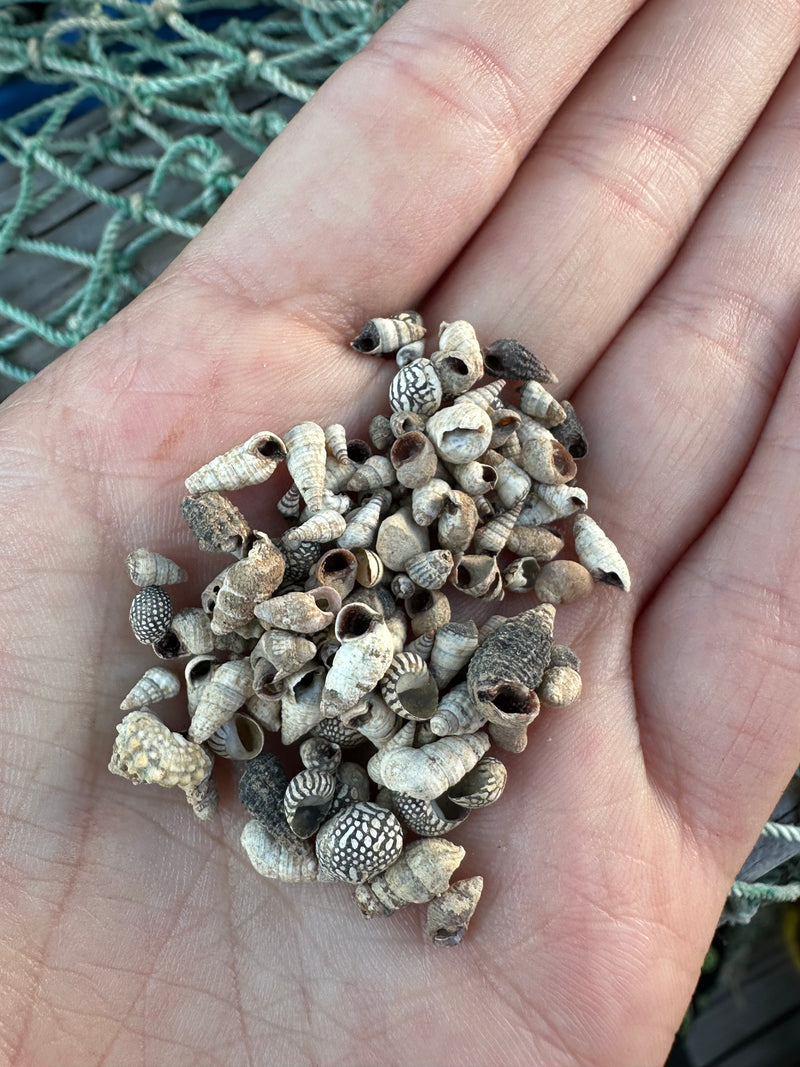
379,652,438,721
185,431,286,495
376,732,491,801
450,554,504,600
390,431,438,489
429,682,486,736
299,737,342,772
345,455,396,493
188,658,254,743
210,533,286,635
110,710,211,791
502,556,541,593
490,454,531,509
241,819,318,882
206,712,264,761
425,876,483,945
404,629,435,662
411,478,450,527
168,607,215,655
375,505,430,571
448,754,507,809
517,417,577,485
285,422,327,514
324,454,358,493
337,494,384,550
323,423,349,463
311,548,358,599
535,560,595,604
573,514,631,592
404,588,451,637
320,604,395,716
483,338,557,382
254,587,340,634
550,399,588,459
406,549,454,590
125,549,187,587
501,429,522,461
129,586,172,644
120,666,180,711
466,604,553,724
184,655,218,716
280,665,326,745
388,359,443,415
472,502,523,556
353,838,465,917
437,490,479,554
369,413,394,451
449,460,499,497
518,380,566,426
283,767,337,838
457,378,505,411
277,484,301,518
488,406,522,449
521,483,588,524
351,311,425,355
315,802,404,883
426,404,493,464
429,622,480,689
180,491,251,557
283,509,347,545
354,548,384,588
430,320,484,395
537,665,582,707
341,693,398,744
396,337,426,365
505,523,565,561
391,792,469,837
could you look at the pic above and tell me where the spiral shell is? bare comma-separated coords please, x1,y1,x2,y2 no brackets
351,311,425,355
180,492,251,556
185,431,286,494
390,792,469,837
404,629,435,662
120,666,180,711
241,819,318,883
320,603,395,716
255,587,340,634
167,607,215,656
379,652,438,722
188,658,253,743
369,413,394,451
345,455,396,493
450,554,504,600
437,490,479,554
405,549,454,591
129,585,172,644
490,454,531,509
388,359,442,416
184,773,219,821
448,755,507,809
429,682,486,737
396,338,426,365
573,514,631,592
425,404,493,464
472,501,523,556
430,320,484,395
502,556,541,593
285,421,327,515
310,548,357,599
488,406,522,450
278,536,325,585
329,762,372,816
390,431,438,489
210,533,286,635
277,484,301,518
429,622,480,689
353,548,384,588
483,338,557,383
341,693,398,744
550,399,588,459
246,692,282,732
125,549,187,587
283,509,347,545
521,483,588,525
238,752,294,841
404,588,451,637
411,478,450,527
253,627,317,682
337,494,384,550
487,717,533,753
353,839,465,917
458,378,505,411
110,710,211,792
315,802,404,884
425,876,483,946
299,737,342,773
505,523,565,561
537,664,582,707
283,768,337,838
373,732,490,801
184,654,217,714
206,712,265,761
449,460,498,498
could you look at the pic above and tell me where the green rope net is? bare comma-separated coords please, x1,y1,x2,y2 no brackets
0,0,403,387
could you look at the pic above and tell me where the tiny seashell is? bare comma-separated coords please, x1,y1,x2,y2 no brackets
245,692,282,732
534,560,595,604
254,587,340,633
341,693,398,744
376,732,491,801
521,483,588,525
516,417,577,485
120,666,180,711
404,629,435,662
180,491,251,557
351,311,425,355
502,556,541,593
283,767,337,838
489,454,531,509
185,654,217,714
329,762,372,816
375,505,430,571
317,489,353,516
309,547,358,599
404,588,451,637
299,737,342,773
477,615,509,644
448,460,499,498
425,876,483,946
429,681,486,736
505,523,565,561
345,455,397,493
537,665,582,707
365,720,416,786
129,585,172,644
320,603,395,716
241,819,318,882
550,399,588,459
388,359,442,416
425,404,493,464
369,414,394,452
210,532,286,635
429,621,480,689
214,630,258,655
324,454,358,493
283,508,347,545
437,490,479,554
573,514,631,592
488,407,522,450
389,409,428,438
473,493,496,520
467,604,553,725
457,378,505,412
487,718,532,753
285,421,327,514
206,712,264,760
277,484,301,518
337,494,384,551
345,584,407,650
406,549,454,591
391,791,469,837
238,752,293,838
411,478,450,527
185,431,286,495
184,772,219,821
447,754,507,808
430,320,484,395
253,626,317,679
188,658,254,744
110,710,211,792
471,501,523,556
390,431,438,489
201,566,231,617
312,716,364,748
483,338,557,383
391,573,416,599
315,802,404,883
353,547,384,588
323,423,349,463
517,380,567,426
280,665,326,745
396,337,426,365
277,536,325,585
380,652,438,721
450,554,504,600
125,549,187,587
167,607,215,656
353,838,465,918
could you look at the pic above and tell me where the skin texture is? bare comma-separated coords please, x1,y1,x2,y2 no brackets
2,0,800,1063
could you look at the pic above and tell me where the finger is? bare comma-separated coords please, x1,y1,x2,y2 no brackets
426,0,800,376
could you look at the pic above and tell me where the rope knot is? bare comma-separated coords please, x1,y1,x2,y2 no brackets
146,0,181,29
26,37,43,72
128,192,147,224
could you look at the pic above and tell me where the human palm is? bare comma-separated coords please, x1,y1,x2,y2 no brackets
3,1,800,1064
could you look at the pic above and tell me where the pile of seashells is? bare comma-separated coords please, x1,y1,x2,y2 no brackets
109,312,630,945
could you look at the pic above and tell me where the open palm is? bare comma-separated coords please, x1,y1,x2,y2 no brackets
3,1,800,1064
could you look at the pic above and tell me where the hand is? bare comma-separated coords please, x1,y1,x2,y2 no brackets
3,1,800,1063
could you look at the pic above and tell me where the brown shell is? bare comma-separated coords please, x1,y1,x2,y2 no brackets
180,492,251,557
375,505,430,571
534,560,595,604
502,557,541,593
390,431,438,489
404,588,451,637
210,533,286,635
283,509,347,545
311,548,358,599
425,876,483,946
254,587,340,634
437,490,479,554
537,665,582,707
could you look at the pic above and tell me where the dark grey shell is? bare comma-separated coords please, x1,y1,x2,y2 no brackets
311,717,364,748
549,400,588,459
278,537,325,585
129,586,172,644
466,605,554,722
548,644,581,672
315,802,404,884
180,492,251,556
238,752,307,856
482,338,556,383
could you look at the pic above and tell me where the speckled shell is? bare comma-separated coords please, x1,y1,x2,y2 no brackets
550,399,588,459
120,666,180,711
210,533,286,635
125,549,187,587
351,311,425,355
505,523,565,561
537,665,582,707
379,652,438,722
405,549,454,591
188,658,254,743
429,682,486,737
353,548,384,587
483,338,557,382
374,731,491,801
285,422,327,515
353,838,465,917
110,710,211,791
369,413,394,452
254,587,340,634
517,418,577,485
241,819,319,882
448,754,507,809
345,455,396,492
390,792,469,837
206,712,265,761
429,622,480,689
430,320,484,395
311,548,358,599
425,876,483,945
467,604,553,725
425,404,493,464
278,536,325,585
472,501,523,556
185,431,286,494
450,554,504,600
404,588,451,637
280,665,326,745
337,494,384,550
521,483,588,524
168,607,215,656
390,431,438,489
375,505,430,571
299,736,342,773
502,556,541,592
449,460,498,498
129,585,172,644
283,508,347,544
283,767,337,838
535,560,595,604
180,492,251,557
437,490,479,554
341,693,398,744
315,802,404,884
573,515,631,592
320,603,395,716
388,359,443,416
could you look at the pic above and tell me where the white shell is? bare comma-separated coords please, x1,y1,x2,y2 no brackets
185,431,286,494
120,666,180,711
285,422,327,514
375,732,491,800
573,515,631,592
425,404,493,464
320,604,395,716
241,819,318,882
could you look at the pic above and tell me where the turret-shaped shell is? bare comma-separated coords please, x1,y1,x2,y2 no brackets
320,603,395,716
458,378,505,411
353,839,465,917
341,693,398,744
241,819,318,882
283,768,337,838
167,607,215,656
389,431,438,489
129,586,172,644
125,549,187,587
483,338,557,382
406,549,454,590
365,720,416,786
375,505,430,571
448,755,507,808
518,380,566,426
210,532,286,635
369,414,394,451
323,423,349,463
206,712,264,760
472,501,523,556
315,802,404,883
188,658,253,743
489,453,531,509
374,731,490,800
380,652,438,721
404,588,451,637
429,682,486,736
390,792,469,837
425,876,483,945
180,491,251,556
389,359,443,415
185,431,286,494
516,417,577,485
283,509,347,544
534,560,595,604
110,710,211,793
450,554,504,600
120,666,180,711
280,665,326,745
354,548,384,587
324,454,358,493
351,311,425,355
573,515,631,592
429,622,480,689
404,629,435,662
285,421,327,515
311,548,358,599
437,490,479,554
487,717,534,753
502,557,541,593
345,455,396,493
550,399,588,459
337,494,384,550
467,604,553,725
521,483,588,525
411,478,450,526
254,587,340,633
430,320,484,395
277,484,301,518
425,404,493,464
505,523,565,561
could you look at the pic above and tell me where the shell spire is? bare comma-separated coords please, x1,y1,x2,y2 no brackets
185,431,286,495
285,422,327,515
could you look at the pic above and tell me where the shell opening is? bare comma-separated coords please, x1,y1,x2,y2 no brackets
432,925,465,947
153,632,182,658
255,438,286,460
483,681,534,717
390,432,425,465
347,439,372,463
406,590,433,616
335,603,377,640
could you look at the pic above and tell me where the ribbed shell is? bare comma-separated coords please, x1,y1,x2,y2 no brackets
125,549,187,587
283,508,347,544
285,421,327,514
345,455,396,492
180,492,251,556
487,717,532,753
238,752,295,844
437,490,479,554
337,494,384,550
430,320,484,395
379,652,438,721
449,460,498,497
425,876,483,946
389,410,427,438
391,792,469,837
389,431,438,489
351,311,425,355
466,605,553,724
534,560,595,604
369,413,394,451
169,607,215,655
129,586,172,644
120,666,180,711
505,524,565,561
448,755,507,808
353,839,465,917
252,628,317,682
185,431,286,494
375,732,490,801
206,712,265,760
246,693,282,732
550,399,588,459
458,378,505,411
341,693,398,744
315,802,404,884
375,505,430,571
283,768,337,838
241,819,318,882
254,588,339,634
311,716,364,748
188,658,253,743
110,710,211,791
522,483,588,524
472,501,523,556
388,359,442,416
491,455,531,509
429,622,480,689
277,484,301,518
425,404,493,464
404,629,435,662
184,774,219,821
573,515,631,592
518,380,567,426
406,549,454,590
429,682,486,736
323,423,349,463
365,720,416,786
210,533,285,635
483,338,557,382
